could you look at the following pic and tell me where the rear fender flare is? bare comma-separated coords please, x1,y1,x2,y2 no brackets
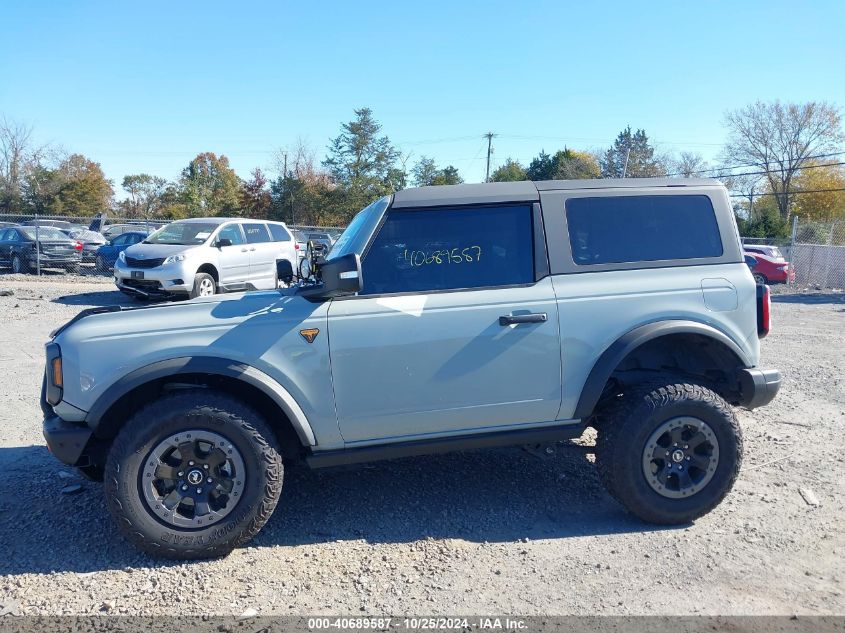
574,320,750,419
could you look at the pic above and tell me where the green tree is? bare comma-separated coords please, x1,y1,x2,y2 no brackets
432,165,462,186
491,158,527,182
553,149,600,179
412,156,463,186
240,168,272,219
47,154,114,216
600,127,666,178
323,108,400,217
411,157,439,187
122,173,168,218
180,152,241,217
526,151,555,181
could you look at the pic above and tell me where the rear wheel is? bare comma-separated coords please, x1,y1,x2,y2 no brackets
595,380,742,524
752,272,767,285
104,390,284,559
95,255,107,273
190,272,216,299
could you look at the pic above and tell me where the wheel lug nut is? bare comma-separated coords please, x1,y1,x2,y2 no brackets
203,464,209,470
207,478,213,483
686,456,691,461
684,445,689,449
181,485,188,491
178,471,184,477
196,488,202,494
188,461,195,466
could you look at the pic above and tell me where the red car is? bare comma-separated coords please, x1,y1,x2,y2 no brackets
744,251,794,284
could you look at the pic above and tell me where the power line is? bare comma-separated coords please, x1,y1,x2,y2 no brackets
689,160,845,181
667,151,845,177
729,188,845,197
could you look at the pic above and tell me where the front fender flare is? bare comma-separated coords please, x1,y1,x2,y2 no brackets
86,356,316,446
573,320,751,419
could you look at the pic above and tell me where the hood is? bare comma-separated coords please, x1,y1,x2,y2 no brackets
123,242,203,258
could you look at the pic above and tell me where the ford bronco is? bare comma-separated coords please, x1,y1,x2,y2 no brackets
42,178,781,558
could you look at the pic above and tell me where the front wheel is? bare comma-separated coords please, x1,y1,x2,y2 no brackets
190,272,217,299
104,391,284,559
596,381,742,524
11,254,28,274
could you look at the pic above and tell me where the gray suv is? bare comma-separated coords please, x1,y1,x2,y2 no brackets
42,178,780,559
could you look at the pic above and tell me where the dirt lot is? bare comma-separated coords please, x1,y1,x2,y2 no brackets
0,274,843,616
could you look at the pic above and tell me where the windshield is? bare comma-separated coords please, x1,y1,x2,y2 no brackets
20,227,69,241
328,196,390,260
144,222,218,245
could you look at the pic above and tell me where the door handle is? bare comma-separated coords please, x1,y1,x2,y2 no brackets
250,247,256,252
499,313,548,326
240,248,248,252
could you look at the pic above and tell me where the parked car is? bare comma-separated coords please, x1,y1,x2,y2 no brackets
743,244,785,261
743,250,793,284
21,219,73,230
61,228,107,263
113,218,297,299
304,231,334,250
95,231,148,272
43,178,780,559
0,225,82,273
101,224,155,240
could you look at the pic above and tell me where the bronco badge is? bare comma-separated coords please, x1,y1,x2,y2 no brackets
299,328,320,343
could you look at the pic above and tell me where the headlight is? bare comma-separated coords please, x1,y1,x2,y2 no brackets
118,251,126,263
163,254,187,264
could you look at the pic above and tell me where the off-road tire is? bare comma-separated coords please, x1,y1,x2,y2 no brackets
190,272,216,299
595,380,742,525
104,390,283,559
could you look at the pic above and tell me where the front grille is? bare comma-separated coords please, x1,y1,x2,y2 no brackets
125,256,165,269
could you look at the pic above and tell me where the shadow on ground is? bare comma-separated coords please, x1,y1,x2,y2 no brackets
50,290,138,307
0,443,668,576
772,292,845,305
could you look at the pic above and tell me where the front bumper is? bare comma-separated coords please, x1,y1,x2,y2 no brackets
114,260,192,296
737,368,782,409
43,414,93,465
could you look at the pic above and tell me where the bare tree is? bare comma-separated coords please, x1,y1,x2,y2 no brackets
722,101,844,219
1,117,35,210
671,151,709,178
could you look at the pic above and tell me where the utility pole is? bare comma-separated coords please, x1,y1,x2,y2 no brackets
621,148,631,178
484,132,496,182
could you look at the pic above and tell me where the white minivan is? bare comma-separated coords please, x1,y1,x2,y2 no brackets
113,218,297,299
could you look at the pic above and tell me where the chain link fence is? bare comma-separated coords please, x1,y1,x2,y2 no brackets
787,218,845,289
0,213,345,277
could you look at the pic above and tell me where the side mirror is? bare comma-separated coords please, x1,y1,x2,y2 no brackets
217,238,233,248
301,253,362,299
276,259,294,285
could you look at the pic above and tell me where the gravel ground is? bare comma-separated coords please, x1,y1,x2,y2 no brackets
0,274,843,616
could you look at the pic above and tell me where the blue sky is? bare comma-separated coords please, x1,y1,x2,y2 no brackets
2,0,843,197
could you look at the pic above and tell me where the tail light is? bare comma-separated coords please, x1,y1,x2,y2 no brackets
756,284,771,338
73,240,83,251
295,243,300,250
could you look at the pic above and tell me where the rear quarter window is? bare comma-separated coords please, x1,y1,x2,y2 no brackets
566,195,723,265
268,224,291,241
